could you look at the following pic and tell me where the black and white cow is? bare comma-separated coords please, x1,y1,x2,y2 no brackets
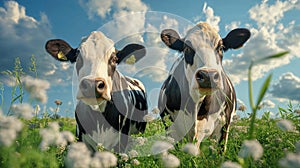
45,31,148,152
158,22,250,152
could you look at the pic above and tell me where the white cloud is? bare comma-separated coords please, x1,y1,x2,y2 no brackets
224,0,300,84
202,2,220,32
259,99,276,109
0,1,70,86
79,0,148,20
270,72,300,101
225,21,241,32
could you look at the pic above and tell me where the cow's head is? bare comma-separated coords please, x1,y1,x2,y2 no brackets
46,31,146,106
161,22,250,102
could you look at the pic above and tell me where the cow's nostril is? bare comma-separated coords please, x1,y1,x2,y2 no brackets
97,81,105,90
196,71,206,82
213,72,219,81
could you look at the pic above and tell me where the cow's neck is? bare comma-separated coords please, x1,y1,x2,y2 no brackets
90,101,108,112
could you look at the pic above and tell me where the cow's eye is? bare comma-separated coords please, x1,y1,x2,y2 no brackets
111,55,118,65
216,41,224,57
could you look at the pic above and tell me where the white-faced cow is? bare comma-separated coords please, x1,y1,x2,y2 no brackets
45,31,148,152
158,22,250,152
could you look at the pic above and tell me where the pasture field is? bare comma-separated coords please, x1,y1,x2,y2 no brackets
1,53,299,167
0,107,299,168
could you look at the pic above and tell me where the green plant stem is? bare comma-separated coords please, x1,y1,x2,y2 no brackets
248,61,256,139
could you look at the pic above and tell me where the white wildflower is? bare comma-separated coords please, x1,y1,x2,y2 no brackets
90,157,103,168
131,159,140,166
276,119,295,132
39,122,74,150
0,113,23,146
61,131,75,143
221,161,242,168
182,143,199,156
238,139,263,160
128,149,138,158
35,104,41,115
165,136,175,144
65,142,91,168
152,107,160,114
151,141,174,155
11,103,35,119
93,151,117,168
135,137,147,146
143,114,155,122
22,75,50,103
120,153,129,162
279,152,300,168
0,129,18,146
162,153,180,168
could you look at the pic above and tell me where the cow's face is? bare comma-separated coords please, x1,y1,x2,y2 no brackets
161,22,250,102
45,31,146,106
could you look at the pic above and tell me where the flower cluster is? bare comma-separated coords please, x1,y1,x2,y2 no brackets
238,139,263,161
39,122,75,151
22,75,50,103
65,142,117,168
151,141,180,167
276,119,296,132
279,141,300,168
11,103,35,119
0,111,23,146
181,143,199,156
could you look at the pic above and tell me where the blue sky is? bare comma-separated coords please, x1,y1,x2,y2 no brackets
0,0,300,117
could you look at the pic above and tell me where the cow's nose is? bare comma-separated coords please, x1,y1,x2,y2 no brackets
196,69,220,88
79,78,109,100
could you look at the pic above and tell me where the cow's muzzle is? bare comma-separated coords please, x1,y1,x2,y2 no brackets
79,78,111,101
195,69,220,90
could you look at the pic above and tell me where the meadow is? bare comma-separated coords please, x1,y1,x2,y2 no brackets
0,53,300,168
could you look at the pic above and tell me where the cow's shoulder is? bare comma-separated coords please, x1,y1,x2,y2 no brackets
124,76,146,93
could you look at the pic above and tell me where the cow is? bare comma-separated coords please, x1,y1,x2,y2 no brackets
45,31,148,152
158,22,250,153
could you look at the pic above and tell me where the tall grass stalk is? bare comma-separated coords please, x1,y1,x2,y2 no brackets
1,57,25,115
29,55,38,78
247,51,288,139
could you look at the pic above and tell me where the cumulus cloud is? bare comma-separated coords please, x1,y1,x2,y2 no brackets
0,1,51,71
224,0,300,84
202,2,220,32
270,72,300,101
259,99,276,109
79,0,147,20
0,1,71,86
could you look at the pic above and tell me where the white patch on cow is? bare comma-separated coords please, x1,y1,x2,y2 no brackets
90,101,107,113
183,23,224,103
90,124,120,150
76,31,115,106
167,108,197,142
195,102,226,147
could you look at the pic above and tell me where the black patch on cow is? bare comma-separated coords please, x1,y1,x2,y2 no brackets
183,40,195,65
75,111,86,141
163,76,181,112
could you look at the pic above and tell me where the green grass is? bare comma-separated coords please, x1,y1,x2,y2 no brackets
1,53,299,167
0,112,299,168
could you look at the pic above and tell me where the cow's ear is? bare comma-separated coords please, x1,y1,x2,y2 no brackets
222,28,250,52
116,44,146,64
45,39,78,63
161,29,184,52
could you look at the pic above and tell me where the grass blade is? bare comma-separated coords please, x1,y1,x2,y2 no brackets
254,51,289,64
255,74,272,108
